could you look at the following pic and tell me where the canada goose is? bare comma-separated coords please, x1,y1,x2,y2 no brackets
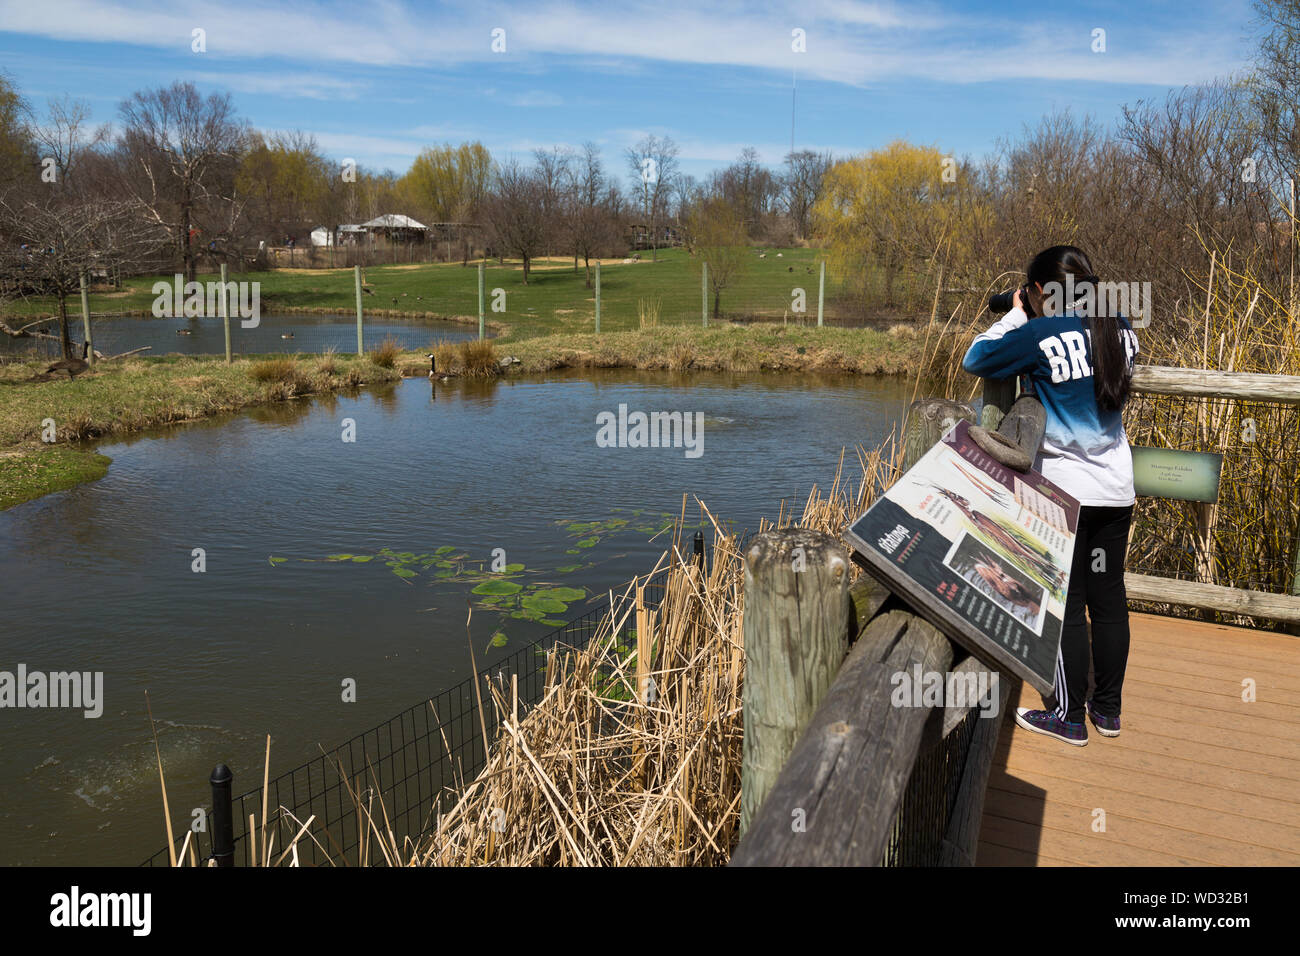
361,286,375,296
391,297,398,305
427,353,452,382
281,332,294,339
45,341,90,380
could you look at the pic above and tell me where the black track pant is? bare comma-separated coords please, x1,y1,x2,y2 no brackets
1052,504,1133,725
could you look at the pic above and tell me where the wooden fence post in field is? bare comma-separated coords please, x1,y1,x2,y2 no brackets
353,265,364,356
702,262,709,328
220,263,231,364
78,272,94,366
478,262,486,341
594,260,601,334
740,528,850,834
902,398,976,470
817,260,825,328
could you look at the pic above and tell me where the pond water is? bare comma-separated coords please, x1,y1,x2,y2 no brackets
0,312,480,361
0,369,910,865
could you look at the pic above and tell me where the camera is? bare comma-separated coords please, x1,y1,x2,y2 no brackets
989,285,1035,317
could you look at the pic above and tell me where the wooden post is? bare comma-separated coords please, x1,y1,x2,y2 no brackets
817,260,825,328
594,260,601,334
902,398,977,470
702,262,708,328
478,262,486,341
78,271,94,366
220,262,231,364
353,265,364,356
981,378,1017,431
740,529,850,834
1292,534,1300,597
732,607,954,866
632,585,653,791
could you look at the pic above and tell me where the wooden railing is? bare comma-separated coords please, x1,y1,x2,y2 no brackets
732,395,1003,866
731,364,1300,866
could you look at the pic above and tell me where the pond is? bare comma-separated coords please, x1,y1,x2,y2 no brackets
0,312,481,361
0,368,910,865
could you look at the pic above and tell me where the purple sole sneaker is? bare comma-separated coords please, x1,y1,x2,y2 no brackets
1086,701,1121,737
1014,707,1088,746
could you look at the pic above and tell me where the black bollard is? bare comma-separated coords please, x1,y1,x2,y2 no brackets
693,530,705,569
210,763,235,868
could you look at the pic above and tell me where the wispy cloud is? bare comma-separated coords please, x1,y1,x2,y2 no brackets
0,0,1245,88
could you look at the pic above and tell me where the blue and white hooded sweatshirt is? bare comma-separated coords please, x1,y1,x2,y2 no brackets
962,307,1140,507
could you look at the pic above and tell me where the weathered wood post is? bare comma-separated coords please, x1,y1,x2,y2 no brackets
220,262,232,364
981,378,1017,431
78,271,94,366
478,262,486,341
902,398,977,470
594,260,601,334
740,528,850,834
353,265,364,356
817,260,825,328
702,262,709,328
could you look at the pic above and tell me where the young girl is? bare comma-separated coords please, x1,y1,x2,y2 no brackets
962,245,1140,746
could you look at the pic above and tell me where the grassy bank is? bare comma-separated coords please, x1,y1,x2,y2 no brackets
0,351,406,509
506,322,926,375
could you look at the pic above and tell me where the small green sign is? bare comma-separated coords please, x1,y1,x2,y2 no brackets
1131,446,1223,503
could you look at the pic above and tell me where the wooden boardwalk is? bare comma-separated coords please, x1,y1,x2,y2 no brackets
977,612,1300,866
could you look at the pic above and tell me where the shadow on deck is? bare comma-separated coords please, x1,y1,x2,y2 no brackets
977,612,1300,866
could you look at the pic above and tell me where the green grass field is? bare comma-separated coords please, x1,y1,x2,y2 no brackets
3,247,843,340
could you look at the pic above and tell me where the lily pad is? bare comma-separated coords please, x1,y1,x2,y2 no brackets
392,568,417,579
521,596,567,614
473,580,523,596
538,587,586,602
351,555,373,563
268,556,287,566
488,631,508,648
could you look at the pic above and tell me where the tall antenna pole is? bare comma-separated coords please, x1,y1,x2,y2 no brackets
791,65,796,155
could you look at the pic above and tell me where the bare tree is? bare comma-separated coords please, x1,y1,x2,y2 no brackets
569,143,621,286
783,149,833,239
625,134,680,261
0,195,165,357
116,82,248,282
533,146,574,260
482,159,546,283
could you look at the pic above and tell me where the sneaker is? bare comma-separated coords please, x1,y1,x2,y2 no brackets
1086,701,1121,737
1014,708,1088,746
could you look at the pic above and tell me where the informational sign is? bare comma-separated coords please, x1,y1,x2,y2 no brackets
844,420,1080,695
1131,446,1223,503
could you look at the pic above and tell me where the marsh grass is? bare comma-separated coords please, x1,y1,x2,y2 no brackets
370,337,402,369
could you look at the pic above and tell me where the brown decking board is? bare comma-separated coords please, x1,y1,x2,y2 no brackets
976,612,1300,866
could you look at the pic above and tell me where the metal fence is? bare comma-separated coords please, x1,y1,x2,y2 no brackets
142,568,672,867
1124,391,1300,616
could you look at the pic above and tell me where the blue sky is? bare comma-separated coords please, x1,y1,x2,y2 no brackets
0,0,1260,179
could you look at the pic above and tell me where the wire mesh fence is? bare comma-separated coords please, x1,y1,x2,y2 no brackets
1124,390,1300,623
879,704,982,867
140,569,672,867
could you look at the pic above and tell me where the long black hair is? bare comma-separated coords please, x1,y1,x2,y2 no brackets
1027,244,1131,412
